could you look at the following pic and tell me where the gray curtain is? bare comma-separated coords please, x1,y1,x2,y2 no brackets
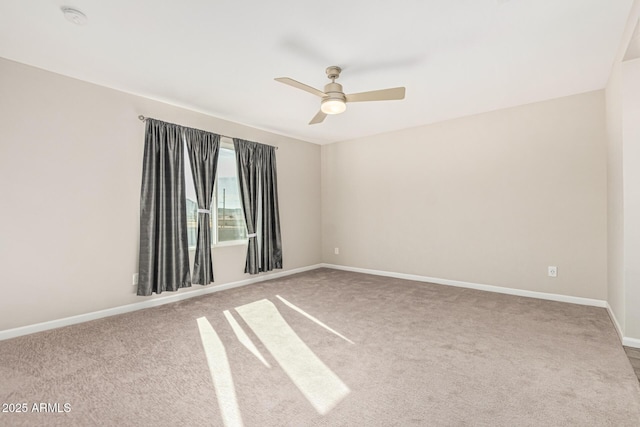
233,139,282,274
185,128,220,285
259,146,282,271
138,119,191,295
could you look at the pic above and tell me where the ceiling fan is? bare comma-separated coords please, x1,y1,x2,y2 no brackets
275,66,406,125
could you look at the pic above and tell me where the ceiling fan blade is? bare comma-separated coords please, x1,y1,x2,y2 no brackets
346,87,406,103
309,110,327,125
275,77,326,98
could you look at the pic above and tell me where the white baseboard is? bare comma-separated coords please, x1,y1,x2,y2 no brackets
321,263,640,348
0,264,323,341
6,262,640,349
606,302,624,343
623,337,640,348
321,263,607,307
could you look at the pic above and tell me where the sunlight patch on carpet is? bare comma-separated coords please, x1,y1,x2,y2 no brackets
235,299,350,415
223,309,271,368
276,294,355,344
196,317,244,427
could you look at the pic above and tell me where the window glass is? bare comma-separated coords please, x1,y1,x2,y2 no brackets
216,145,247,242
186,198,198,248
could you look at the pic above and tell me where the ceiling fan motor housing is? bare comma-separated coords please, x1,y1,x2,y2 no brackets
323,82,346,101
324,66,346,102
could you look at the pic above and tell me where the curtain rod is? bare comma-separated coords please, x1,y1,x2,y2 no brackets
137,115,278,150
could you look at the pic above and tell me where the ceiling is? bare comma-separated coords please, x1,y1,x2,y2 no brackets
0,0,633,144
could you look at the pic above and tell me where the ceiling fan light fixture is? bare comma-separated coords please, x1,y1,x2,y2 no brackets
321,98,346,115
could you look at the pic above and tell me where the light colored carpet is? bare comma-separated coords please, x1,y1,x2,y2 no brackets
1,268,639,426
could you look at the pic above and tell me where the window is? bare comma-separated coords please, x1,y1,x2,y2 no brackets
186,198,199,246
185,138,247,248
215,143,247,243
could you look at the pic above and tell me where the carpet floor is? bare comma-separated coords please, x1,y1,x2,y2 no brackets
1,268,639,426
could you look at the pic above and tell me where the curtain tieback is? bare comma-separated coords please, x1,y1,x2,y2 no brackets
247,233,257,238
197,209,210,214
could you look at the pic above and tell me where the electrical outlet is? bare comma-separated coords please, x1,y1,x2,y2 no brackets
548,266,557,277
133,273,139,285
334,247,339,255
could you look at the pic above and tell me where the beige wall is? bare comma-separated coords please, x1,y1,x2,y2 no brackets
606,0,640,342
0,58,322,331
606,58,626,331
622,59,640,339
322,91,608,300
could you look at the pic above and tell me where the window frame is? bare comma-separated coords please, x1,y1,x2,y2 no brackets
185,137,247,250
212,138,247,247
